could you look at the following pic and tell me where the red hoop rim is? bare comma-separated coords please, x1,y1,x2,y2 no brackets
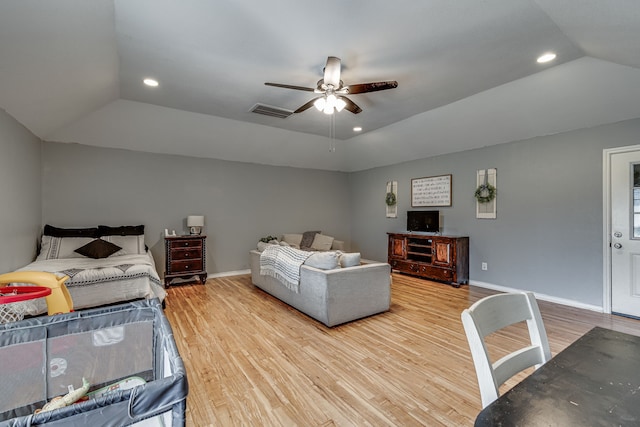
0,286,52,304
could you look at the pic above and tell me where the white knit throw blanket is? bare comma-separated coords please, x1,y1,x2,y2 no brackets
260,245,313,293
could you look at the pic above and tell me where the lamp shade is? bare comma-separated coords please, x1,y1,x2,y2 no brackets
187,215,205,227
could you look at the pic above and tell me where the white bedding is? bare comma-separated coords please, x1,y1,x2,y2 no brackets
14,252,166,316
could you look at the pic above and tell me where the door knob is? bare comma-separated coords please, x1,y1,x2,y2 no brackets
614,243,622,249
614,232,623,238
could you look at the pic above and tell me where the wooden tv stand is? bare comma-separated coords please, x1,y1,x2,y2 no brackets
387,233,469,287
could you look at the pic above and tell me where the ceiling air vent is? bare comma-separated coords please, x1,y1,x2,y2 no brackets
250,103,293,119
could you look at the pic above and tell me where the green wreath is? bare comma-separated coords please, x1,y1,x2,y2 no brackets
474,183,496,204
385,192,397,206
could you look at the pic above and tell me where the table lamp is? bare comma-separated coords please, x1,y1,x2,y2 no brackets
187,215,205,235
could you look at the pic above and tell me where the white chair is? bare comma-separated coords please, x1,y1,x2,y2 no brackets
461,291,551,408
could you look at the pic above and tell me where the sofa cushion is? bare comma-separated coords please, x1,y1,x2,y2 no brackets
311,234,334,251
304,251,340,270
300,230,321,249
340,252,362,268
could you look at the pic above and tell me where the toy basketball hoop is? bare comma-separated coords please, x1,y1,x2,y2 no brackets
0,286,52,323
0,271,73,324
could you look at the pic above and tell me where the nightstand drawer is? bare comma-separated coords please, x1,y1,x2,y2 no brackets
170,248,202,261
169,259,203,273
170,239,202,249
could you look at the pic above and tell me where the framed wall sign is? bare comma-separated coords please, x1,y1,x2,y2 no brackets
411,174,452,207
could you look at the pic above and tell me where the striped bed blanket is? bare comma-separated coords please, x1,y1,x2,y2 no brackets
259,245,313,293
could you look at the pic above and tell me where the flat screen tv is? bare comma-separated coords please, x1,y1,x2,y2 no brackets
407,210,439,233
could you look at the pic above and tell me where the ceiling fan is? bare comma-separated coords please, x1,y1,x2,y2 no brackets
265,56,398,115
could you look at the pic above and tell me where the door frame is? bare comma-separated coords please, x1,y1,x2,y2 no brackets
603,144,640,314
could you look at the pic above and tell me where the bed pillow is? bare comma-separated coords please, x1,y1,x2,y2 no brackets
44,224,99,238
300,230,321,249
311,234,335,251
101,235,145,255
98,225,144,236
37,236,97,260
98,225,146,254
75,239,122,259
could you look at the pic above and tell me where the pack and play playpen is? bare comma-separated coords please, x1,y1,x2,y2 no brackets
0,299,187,426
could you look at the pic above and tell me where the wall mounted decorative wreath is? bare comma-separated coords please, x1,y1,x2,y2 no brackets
385,192,397,206
474,183,496,204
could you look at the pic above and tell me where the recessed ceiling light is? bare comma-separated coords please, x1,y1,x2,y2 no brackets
353,127,362,132
143,78,159,87
536,52,556,64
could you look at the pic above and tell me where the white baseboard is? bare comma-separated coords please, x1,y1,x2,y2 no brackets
207,269,250,279
469,280,603,313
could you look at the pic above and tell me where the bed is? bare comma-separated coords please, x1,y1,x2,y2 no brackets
12,224,166,317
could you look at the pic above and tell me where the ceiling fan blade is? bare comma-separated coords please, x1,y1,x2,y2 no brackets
346,81,398,94
341,96,362,114
265,82,315,92
323,57,341,88
294,97,322,113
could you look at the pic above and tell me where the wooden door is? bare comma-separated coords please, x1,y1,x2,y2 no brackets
389,235,406,259
611,150,640,317
433,239,453,267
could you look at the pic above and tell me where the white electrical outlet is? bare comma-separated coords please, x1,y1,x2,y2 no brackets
481,262,488,271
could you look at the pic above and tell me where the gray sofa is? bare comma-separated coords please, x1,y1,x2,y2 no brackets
249,250,391,327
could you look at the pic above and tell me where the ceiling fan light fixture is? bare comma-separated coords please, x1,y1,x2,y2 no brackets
335,97,347,112
323,104,334,115
314,97,326,111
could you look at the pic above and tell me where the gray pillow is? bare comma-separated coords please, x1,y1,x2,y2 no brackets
304,251,340,270
300,230,321,249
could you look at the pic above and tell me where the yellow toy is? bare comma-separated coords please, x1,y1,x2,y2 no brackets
0,271,73,315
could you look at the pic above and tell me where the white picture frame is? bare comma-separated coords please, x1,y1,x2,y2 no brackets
411,174,452,207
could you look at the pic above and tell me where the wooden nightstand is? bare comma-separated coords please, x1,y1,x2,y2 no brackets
164,235,207,287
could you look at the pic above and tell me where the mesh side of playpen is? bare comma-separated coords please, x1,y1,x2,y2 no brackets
0,299,187,427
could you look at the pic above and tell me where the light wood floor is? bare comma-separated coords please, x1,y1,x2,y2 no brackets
163,273,640,427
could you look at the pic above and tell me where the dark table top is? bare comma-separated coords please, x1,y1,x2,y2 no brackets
475,327,640,427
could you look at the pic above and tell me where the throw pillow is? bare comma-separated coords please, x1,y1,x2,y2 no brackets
75,239,122,259
304,251,340,270
281,234,303,246
331,240,345,251
311,234,335,251
300,230,321,249
340,252,362,268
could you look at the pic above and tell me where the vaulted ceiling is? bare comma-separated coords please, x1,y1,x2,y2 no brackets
2,0,640,171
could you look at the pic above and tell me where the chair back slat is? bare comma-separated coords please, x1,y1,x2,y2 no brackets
461,291,552,408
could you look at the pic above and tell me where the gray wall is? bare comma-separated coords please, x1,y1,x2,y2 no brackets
349,118,640,307
42,142,351,274
0,109,42,272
